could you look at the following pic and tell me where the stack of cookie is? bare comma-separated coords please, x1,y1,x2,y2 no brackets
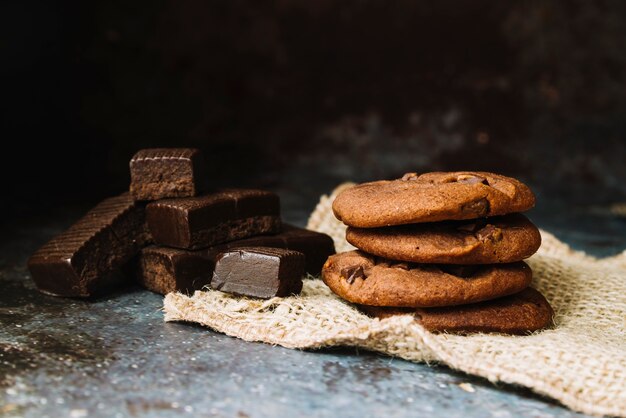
322,171,553,334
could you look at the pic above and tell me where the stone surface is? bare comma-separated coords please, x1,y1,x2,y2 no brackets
2,189,625,418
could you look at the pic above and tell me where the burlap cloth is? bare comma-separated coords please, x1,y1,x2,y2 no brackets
164,184,626,417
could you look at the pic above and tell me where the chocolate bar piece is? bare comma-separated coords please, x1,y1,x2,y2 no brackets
206,225,334,275
28,194,150,297
137,225,334,295
146,189,281,249
278,225,335,275
137,246,212,294
130,148,209,200
211,247,305,298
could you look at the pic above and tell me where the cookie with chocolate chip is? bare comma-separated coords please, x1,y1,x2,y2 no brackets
332,172,535,228
322,250,532,307
358,287,554,334
346,213,541,264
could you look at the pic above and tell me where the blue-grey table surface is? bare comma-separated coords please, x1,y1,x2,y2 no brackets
2,188,625,418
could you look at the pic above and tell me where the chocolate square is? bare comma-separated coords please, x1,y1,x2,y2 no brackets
130,148,209,200
211,247,304,298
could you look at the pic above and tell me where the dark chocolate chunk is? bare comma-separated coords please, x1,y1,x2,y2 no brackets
136,224,335,295
476,224,503,242
28,194,150,298
341,265,366,284
130,148,209,201
211,247,305,298
218,189,279,218
460,198,490,217
278,225,335,275
146,189,281,250
456,175,489,186
137,246,213,295
214,224,334,276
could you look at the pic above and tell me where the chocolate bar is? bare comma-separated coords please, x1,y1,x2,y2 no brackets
130,148,209,200
28,194,150,297
137,246,212,294
278,225,335,275
137,225,335,295
211,247,305,298
146,189,281,249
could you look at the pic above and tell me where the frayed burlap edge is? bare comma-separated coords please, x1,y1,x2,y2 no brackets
164,183,626,417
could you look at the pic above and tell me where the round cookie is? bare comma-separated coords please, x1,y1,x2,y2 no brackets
322,250,532,308
332,171,535,227
358,287,554,334
346,213,541,264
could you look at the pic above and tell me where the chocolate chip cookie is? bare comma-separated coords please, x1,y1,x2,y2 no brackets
322,250,532,308
332,172,535,227
358,287,554,334
346,213,541,264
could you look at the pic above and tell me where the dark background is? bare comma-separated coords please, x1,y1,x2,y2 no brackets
2,0,626,235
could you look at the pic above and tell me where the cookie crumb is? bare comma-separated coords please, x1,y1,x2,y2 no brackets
401,172,419,181
458,382,475,393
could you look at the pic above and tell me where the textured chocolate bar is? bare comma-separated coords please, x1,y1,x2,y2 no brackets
146,189,281,249
28,194,150,297
130,148,209,200
211,247,305,298
137,225,334,295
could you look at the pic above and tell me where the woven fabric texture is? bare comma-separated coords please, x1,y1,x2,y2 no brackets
163,183,626,417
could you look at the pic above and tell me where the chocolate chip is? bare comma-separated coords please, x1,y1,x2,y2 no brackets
401,172,419,181
341,265,366,284
456,175,489,186
475,224,503,242
460,198,490,216
440,265,481,278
